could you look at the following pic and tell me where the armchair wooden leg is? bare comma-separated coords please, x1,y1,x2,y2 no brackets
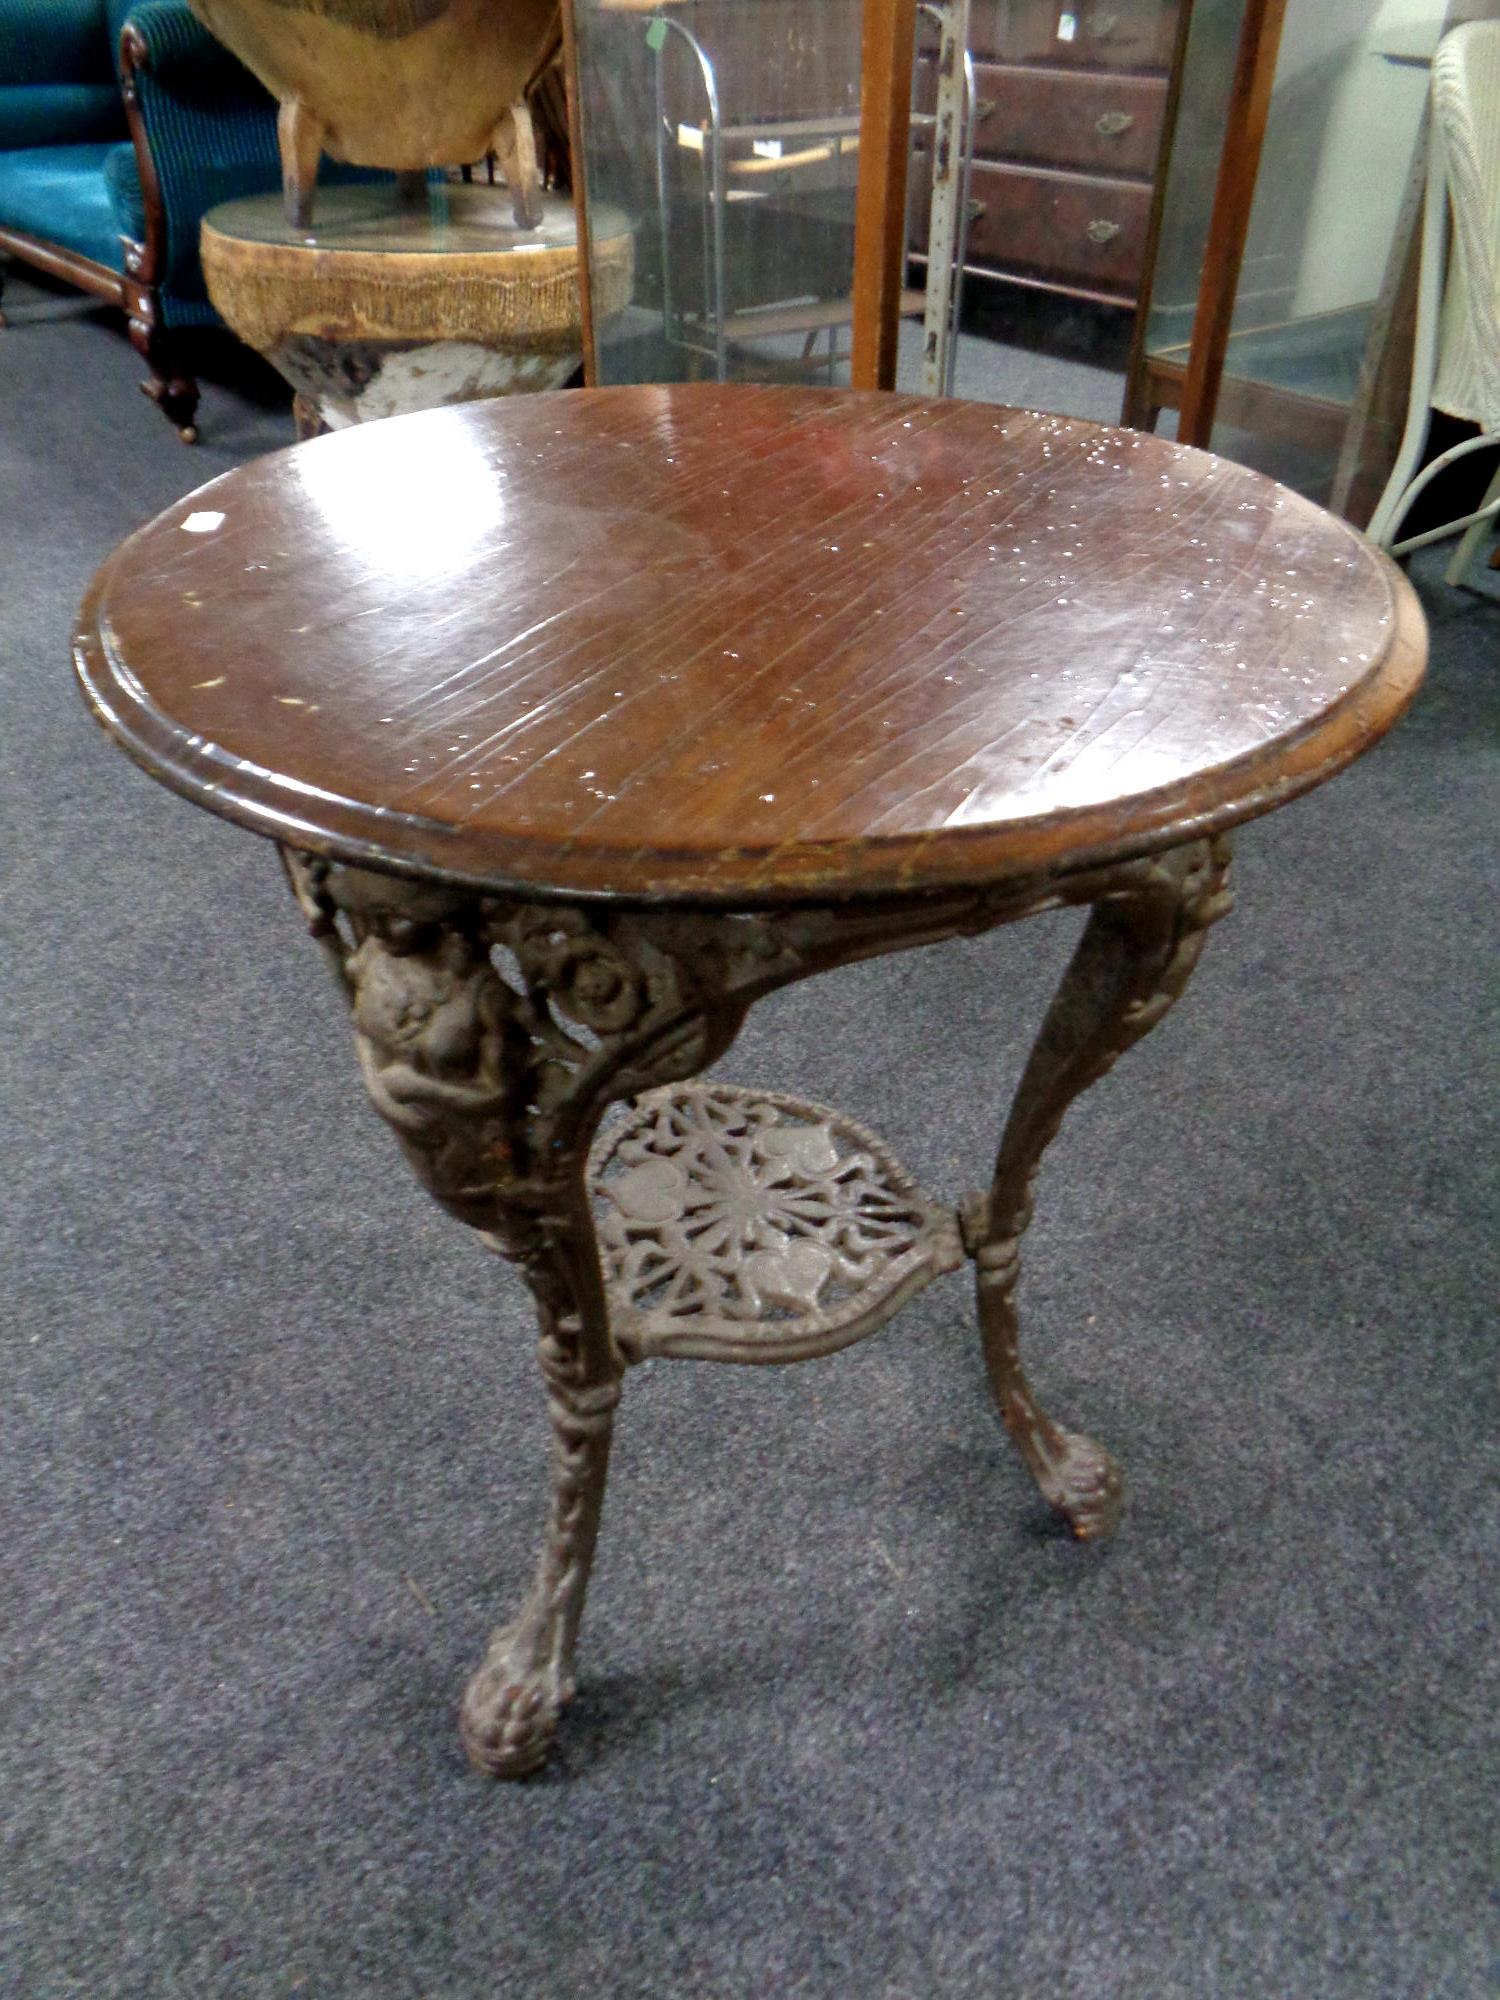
292,394,328,442
492,101,542,230
128,307,199,443
278,98,326,230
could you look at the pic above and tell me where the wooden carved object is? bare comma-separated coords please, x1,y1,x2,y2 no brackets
187,0,561,227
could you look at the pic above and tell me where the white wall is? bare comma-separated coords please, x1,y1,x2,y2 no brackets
1285,0,1447,317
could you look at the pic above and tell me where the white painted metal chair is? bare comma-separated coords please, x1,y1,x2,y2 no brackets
1368,21,1500,583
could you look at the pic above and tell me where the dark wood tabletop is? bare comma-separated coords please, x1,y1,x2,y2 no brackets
74,384,1425,903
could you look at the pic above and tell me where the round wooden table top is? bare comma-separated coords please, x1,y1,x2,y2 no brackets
75,384,1425,904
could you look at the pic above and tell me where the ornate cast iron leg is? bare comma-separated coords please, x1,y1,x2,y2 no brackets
279,854,777,1777
457,1195,623,1779
283,862,635,1775
964,837,1234,1539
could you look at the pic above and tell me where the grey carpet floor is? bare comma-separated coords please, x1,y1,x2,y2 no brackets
2,272,1497,2000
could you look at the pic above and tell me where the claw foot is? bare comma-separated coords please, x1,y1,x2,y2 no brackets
459,1628,573,1779
1035,1430,1123,1541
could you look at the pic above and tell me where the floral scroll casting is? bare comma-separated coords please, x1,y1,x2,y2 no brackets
594,1084,964,1364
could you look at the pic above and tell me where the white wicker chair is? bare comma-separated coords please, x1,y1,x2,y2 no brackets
1368,21,1500,583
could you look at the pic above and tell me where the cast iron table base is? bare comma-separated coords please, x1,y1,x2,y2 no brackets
281,836,1231,1777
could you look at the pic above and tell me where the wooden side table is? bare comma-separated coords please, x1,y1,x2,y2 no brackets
74,386,1424,1778
201,183,633,431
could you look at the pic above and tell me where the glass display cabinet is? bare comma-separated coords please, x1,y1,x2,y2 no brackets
569,0,869,384
565,0,975,388
1132,0,1473,508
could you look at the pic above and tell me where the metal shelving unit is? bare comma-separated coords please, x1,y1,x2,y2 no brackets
647,1,976,388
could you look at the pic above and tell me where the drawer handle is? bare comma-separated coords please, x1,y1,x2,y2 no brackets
1095,110,1135,137
1089,10,1120,36
1085,218,1122,244
967,198,988,223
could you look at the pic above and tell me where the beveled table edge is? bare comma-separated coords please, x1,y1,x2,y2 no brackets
72,424,1428,910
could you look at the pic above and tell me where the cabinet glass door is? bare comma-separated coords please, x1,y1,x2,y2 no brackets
1144,0,1455,504
569,0,868,386
897,1,1185,425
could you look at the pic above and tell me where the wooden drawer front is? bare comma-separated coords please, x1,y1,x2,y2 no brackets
963,161,1152,293
968,1,1179,73
972,64,1166,177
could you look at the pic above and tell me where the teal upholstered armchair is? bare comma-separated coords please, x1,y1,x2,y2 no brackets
0,0,283,438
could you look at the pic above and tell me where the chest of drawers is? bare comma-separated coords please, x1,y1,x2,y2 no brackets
916,0,1181,310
